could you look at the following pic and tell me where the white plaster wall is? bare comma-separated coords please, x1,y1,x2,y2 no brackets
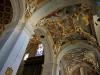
0,29,30,75
93,15,100,45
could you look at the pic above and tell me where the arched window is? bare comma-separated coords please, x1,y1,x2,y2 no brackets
35,43,44,56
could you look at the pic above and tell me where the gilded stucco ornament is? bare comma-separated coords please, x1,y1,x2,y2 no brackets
24,0,37,20
26,34,41,55
75,26,97,46
24,0,46,21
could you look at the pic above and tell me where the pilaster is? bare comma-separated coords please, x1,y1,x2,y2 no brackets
0,22,33,75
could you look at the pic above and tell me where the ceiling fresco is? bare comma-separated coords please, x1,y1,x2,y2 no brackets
37,3,98,55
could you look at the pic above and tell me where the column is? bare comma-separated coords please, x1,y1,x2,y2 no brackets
0,22,24,71
0,22,32,75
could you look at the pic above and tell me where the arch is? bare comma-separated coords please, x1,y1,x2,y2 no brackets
34,27,54,63
55,41,100,75
57,41,99,64
34,27,56,75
